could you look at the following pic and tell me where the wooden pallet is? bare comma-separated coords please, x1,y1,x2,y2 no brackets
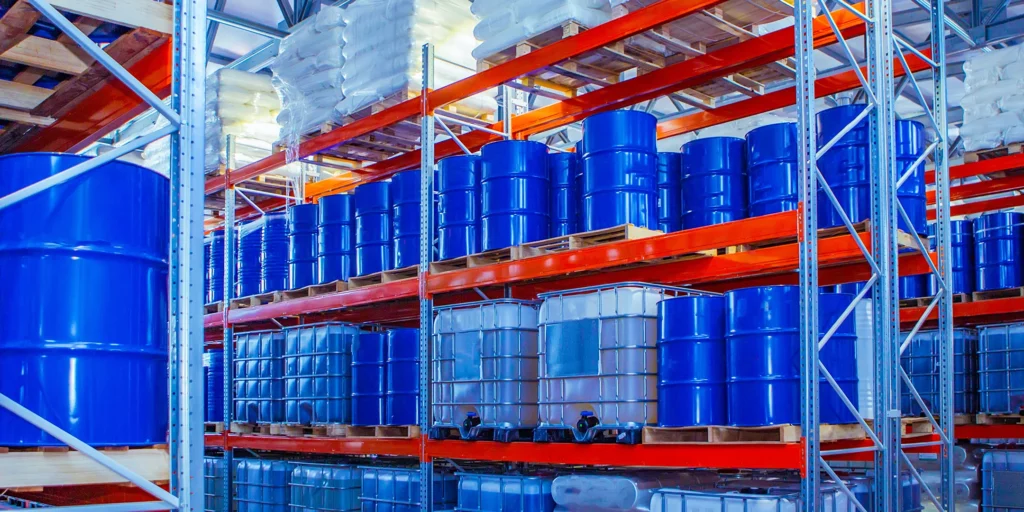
348,265,419,289
229,291,282,310
972,286,1024,302
204,302,225,315
642,423,866,444
278,280,349,301
204,422,225,434
230,422,273,435
344,425,420,439
899,293,970,308
898,415,974,434
269,423,349,438
964,142,1024,164
429,247,516,274
975,413,1024,425
0,444,169,489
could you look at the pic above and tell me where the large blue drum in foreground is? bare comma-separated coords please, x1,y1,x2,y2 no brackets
317,193,355,284
437,155,481,260
261,212,290,294
354,182,392,276
746,123,798,217
0,153,169,446
287,203,319,290
656,152,681,233
581,110,658,231
391,171,421,269
657,295,726,427
975,212,1023,291
680,137,747,229
548,152,577,237
480,140,549,251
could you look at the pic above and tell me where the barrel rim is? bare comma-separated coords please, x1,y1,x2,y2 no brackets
0,151,169,182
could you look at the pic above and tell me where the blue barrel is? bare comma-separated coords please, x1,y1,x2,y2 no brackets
574,140,585,233
975,212,1023,291
817,105,870,229
819,292,859,423
895,120,927,234
317,194,355,284
204,237,211,303
438,155,481,260
900,274,929,300
656,152,682,232
726,286,800,426
657,295,726,427
237,220,263,297
391,170,422,269
205,350,224,423
481,140,550,250
548,152,577,236
355,181,392,276
681,137,747,229
0,153,168,446
287,203,318,290
581,110,658,231
386,328,419,426
746,123,798,216
260,212,289,294
352,332,387,426
927,220,975,296
207,229,226,304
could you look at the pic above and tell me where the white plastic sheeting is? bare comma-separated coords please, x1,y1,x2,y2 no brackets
471,0,613,61
960,46,1024,151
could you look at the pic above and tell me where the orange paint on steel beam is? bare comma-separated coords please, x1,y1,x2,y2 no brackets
206,434,421,457
956,424,1024,439
13,40,172,153
900,296,1024,327
926,173,1024,203
228,277,419,325
927,152,1024,185
928,194,1024,220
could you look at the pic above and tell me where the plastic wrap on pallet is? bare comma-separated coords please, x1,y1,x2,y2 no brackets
471,0,613,61
960,46,1024,151
551,471,720,511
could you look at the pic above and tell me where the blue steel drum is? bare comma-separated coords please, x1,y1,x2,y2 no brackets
726,286,800,426
580,110,658,231
895,119,928,234
818,292,859,424
657,152,682,233
205,350,225,423
287,203,318,290
352,332,387,426
680,137,747,229
391,170,422,269
386,328,419,426
204,237,211,303
317,194,355,284
437,155,481,260
237,220,263,297
355,181,392,276
575,140,585,233
207,229,226,304
817,105,870,229
900,275,929,300
0,153,169,446
657,295,726,427
548,152,578,237
974,212,1023,291
746,123,799,216
260,212,290,294
480,140,550,251
927,220,975,296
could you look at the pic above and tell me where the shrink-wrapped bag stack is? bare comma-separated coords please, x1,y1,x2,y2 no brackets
470,0,613,61
960,45,1024,151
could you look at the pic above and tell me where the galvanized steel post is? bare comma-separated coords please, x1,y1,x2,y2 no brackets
419,42,436,512
221,135,238,512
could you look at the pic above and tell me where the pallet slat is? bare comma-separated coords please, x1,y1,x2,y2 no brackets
0,446,168,488
642,423,866,444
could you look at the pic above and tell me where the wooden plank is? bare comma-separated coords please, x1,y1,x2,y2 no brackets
14,18,103,85
0,79,53,110
0,106,54,126
0,0,40,56
45,0,174,35
0,447,168,488
2,35,91,74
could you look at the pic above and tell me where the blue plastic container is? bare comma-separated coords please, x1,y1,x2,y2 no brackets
548,152,577,237
352,332,388,426
574,140,585,233
927,220,975,296
0,153,168,447
978,323,1024,414
359,467,458,512
355,182,393,276
481,140,550,250
657,295,726,427
818,292,859,424
261,212,290,294
235,459,294,512
290,463,361,512
456,473,556,512
205,238,211,304
816,105,870,230
204,456,227,512
234,330,286,424
391,170,422,269
437,155,481,260
900,328,978,415
975,212,1023,291
318,193,356,284
849,473,923,512
580,110,658,231
237,220,263,297
205,350,225,423
726,286,800,426
288,203,319,290
207,229,226,304
680,137,747,229
657,152,682,233
982,450,1024,512
386,328,419,426
746,123,798,217
895,120,928,234
283,322,358,425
